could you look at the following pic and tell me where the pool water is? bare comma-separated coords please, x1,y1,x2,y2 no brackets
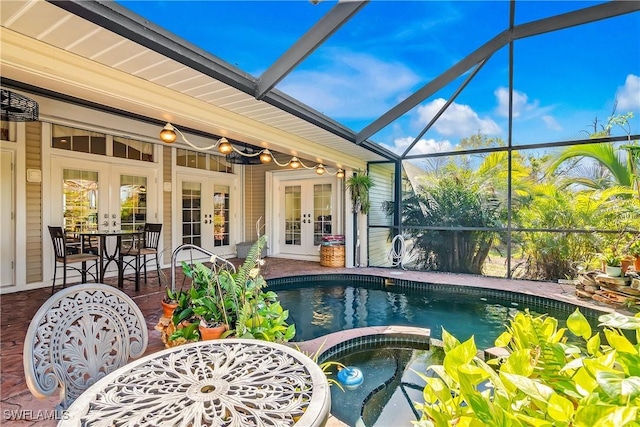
274,279,590,349
327,344,444,427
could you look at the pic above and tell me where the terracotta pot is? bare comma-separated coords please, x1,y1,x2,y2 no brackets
161,300,178,319
198,323,228,340
622,258,633,274
634,256,640,272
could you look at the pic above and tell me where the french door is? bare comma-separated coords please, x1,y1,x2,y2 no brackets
1,149,14,288
279,178,336,258
176,173,236,260
51,158,157,278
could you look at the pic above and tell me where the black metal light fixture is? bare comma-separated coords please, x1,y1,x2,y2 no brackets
1,89,39,122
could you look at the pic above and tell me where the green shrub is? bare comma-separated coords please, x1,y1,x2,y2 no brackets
415,309,640,426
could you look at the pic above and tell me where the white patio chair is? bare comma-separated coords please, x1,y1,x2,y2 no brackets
23,283,148,413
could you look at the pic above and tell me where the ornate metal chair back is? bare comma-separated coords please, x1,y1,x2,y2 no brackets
23,283,148,412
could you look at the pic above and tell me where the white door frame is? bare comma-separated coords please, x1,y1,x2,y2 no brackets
47,154,159,283
267,169,343,261
174,169,239,263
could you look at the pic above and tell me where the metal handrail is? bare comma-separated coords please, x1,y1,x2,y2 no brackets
170,244,236,291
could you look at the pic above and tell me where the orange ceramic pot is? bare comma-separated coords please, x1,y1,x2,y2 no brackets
161,300,178,319
634,256,640,272
198,323,228,340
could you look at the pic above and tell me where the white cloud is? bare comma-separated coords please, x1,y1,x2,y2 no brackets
416,98,501,137
381,136,453,156
278,50,420,120
616,74,640,111
494,87,539,118
542,115,562,131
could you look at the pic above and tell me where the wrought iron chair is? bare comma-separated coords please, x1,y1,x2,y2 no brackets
122,223,163,286
23,283,148,413
48,226,99,294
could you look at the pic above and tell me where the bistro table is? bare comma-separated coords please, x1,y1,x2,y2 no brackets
59,339,331,427
79,230,143,290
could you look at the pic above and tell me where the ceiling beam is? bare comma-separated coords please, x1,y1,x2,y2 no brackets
356,1,640,144
256,1,368,100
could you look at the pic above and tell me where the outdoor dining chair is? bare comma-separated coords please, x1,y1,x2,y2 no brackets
23,283,148,414
48,226,99,294
122,223,163,286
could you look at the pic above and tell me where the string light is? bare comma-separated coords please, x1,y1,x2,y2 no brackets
159,122,344,177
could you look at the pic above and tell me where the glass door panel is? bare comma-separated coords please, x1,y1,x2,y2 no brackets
213,185,230,246
280,180,334,257
285,185,301,245
182,181,202,247
62,169,99,232
119,175,147,231
178,175,235,257
313,184,332,246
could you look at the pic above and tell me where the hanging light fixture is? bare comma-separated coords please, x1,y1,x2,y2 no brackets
158,122,344,177
289,157,301,169
217,138,233,155
159,123,177,143
259,149,273,164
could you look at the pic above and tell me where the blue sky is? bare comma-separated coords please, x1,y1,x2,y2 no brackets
119,1,640,156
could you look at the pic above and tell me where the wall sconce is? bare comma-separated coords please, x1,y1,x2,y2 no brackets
159,122,344,177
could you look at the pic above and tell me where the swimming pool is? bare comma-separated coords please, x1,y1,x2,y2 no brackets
325,341,440,427
267,274,602,427
268,274,601,349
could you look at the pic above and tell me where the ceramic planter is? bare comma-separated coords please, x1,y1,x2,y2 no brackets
605,265,622,277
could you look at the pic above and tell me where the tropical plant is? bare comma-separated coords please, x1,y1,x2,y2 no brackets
385,167,502,274
415,309,640,426
345,170,375,214
166,235,295,344
548,113,638,197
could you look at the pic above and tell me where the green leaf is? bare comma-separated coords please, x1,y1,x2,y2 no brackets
587,333,601,356
495,331,512,348
604,329,638,354
575,404,639,427
502,373,554,405
442,328,461,353
422,376,449,404
547,393,574,422
596,371,640,403
444,337,477,383
500,349,534,377
567,309,591,340
599,312,640,330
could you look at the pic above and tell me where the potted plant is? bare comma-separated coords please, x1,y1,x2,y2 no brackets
157,235,295,347
345,170,374,214
161,287,186,319
628,239,640,271
600,251,622,277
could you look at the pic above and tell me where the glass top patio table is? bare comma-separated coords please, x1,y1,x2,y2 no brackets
58,339,331,427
